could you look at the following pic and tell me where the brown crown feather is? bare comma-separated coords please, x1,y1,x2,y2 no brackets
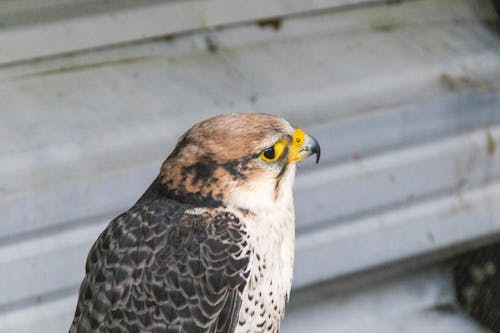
159,113,293,207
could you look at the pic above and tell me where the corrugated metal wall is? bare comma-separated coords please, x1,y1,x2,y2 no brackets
0,0,499,332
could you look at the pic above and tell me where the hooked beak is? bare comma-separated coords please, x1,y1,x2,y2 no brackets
288,129,321,164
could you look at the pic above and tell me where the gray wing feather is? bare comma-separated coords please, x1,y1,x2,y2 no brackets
69,198,249,333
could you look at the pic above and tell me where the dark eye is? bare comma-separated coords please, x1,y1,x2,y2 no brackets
260,139,286,162
263,146,275,160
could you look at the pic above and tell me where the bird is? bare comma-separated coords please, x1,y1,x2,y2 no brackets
454,243,500,332
69,113,321,333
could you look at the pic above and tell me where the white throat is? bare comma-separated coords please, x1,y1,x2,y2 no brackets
228,165,296,212
229,165,297,333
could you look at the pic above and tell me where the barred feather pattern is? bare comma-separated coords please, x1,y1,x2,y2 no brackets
69,198,250,333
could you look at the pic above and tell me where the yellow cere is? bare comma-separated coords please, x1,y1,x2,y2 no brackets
289,128,305,163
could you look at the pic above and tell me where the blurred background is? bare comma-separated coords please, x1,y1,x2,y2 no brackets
1,0,500,332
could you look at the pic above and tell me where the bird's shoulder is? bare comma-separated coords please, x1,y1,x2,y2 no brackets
96,196,246,253
71,196,251,332
86,195,251,285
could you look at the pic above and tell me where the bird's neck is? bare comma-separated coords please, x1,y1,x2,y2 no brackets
232,189,296,333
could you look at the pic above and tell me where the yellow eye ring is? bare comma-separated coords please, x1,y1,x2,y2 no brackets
260,139,286,162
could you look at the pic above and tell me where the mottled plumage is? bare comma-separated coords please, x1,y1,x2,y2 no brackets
454,243,500,332
70,113,320,333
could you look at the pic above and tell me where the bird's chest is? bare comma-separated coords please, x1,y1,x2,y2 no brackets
236,209,295,333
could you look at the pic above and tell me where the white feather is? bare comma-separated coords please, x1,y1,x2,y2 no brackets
228,165,297,333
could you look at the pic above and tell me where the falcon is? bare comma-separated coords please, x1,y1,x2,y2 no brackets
69,113,320,333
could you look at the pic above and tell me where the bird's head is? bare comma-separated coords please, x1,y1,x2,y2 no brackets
160,113,320,210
